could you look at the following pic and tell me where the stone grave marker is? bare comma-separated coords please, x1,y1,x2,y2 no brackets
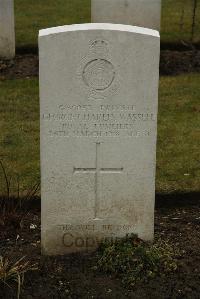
0,0,15,58
92,0,161,31
39,23,160,255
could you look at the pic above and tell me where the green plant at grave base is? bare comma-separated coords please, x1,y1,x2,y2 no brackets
96,234,180,288
0,256,37,299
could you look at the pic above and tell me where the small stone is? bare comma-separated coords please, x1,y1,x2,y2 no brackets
30,224,37,230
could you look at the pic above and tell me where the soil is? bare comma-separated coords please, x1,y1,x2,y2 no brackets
160,50,200,75
0,50,200,80
0,54,38,80
0,195,200,299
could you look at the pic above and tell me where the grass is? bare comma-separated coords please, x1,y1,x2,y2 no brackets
157,74,200,193
0,74,199,194
14,0,200,49
0,256,37,299
0,79,39,192
161,0,200,43
15,0,91,49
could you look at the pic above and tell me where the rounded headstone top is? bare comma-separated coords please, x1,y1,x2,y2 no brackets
39,23,160,38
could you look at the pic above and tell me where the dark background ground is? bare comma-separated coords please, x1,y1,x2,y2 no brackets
1,49,200,80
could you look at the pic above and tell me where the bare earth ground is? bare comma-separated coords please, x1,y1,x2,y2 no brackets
0,195,200,299
0,50,200,80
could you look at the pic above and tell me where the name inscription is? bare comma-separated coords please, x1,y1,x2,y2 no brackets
42,104,156,138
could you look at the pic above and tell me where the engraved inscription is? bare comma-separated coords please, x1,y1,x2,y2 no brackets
42,104,155,138
82,59,115,91
59,224,134,232
90,39,109,56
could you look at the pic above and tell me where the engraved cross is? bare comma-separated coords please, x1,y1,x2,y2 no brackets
74,142,123,220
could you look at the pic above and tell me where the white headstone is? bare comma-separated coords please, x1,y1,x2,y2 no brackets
39,23,160,255
0,0,15,59
92,0,161,31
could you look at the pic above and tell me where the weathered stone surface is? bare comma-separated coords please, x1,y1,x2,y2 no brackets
39,23,160,255
92,0,161,31
0,0,15,59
